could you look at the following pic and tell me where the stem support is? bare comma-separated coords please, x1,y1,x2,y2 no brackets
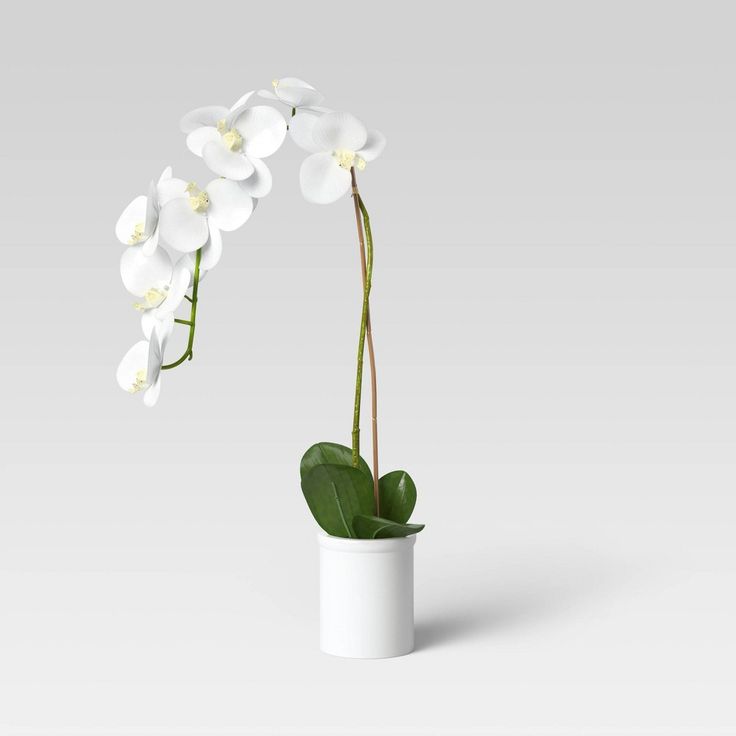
350,168,380,512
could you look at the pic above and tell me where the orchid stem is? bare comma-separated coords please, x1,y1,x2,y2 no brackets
350,167,380,513
162,248,201,370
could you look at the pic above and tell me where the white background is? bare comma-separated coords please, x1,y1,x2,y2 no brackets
1,1,735,733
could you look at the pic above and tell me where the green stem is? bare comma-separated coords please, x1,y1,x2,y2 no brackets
351,178,374,468
162,248,202,370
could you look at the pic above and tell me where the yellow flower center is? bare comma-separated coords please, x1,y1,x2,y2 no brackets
272,79,280,88
128,221,146,245
128,369,148,394
133,286,169,311
186,182,209,213
217,119,243,151
333,149,366,171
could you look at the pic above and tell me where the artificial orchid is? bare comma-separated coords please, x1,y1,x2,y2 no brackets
119,245,191,316
290,111,386,204
115,167,188,255
181,91,286,196
258,77,327,112
113,78,423,540
116,317,170,407
158,178,253,253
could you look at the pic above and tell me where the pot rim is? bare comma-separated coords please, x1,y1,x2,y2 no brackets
317,531,417,553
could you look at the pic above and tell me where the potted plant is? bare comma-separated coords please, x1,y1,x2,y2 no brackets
114,78,424,658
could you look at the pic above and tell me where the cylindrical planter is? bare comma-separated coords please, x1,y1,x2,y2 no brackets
318,532,416,659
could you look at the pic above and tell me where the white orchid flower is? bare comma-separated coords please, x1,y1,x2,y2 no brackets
290,112,386,204
180,92,286,198
119,245,191,316
115,167,188,255
116,317,172,407
258,77,326,112
260,78,333,153
158,178,252,254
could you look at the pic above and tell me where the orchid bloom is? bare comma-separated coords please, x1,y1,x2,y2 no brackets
116,316,171,407
290,112,386,204
258,77,326,112
158,178,252,254
119,245,191,316
180,92,286,198
115,167,188,255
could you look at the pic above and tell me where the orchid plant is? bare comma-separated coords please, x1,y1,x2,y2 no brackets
115,78,424,540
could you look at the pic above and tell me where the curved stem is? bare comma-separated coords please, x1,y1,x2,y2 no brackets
359,195,379,512
350,168,380,512
161,247,202,370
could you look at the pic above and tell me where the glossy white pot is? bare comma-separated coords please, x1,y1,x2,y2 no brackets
318,532,416,659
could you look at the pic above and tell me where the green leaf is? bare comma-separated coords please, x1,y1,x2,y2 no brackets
352,514,425,539
301,464,376,538
300,442,373,482
378,470,417,524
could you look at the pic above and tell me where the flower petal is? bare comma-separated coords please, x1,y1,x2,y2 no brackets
358,129,386,162
141,310,174,340
278,76,316,89
156,263,191,316
140,311,156,340
238,157,272,198
159,198,209,253
203,227,223,269
143,327,165,407
289,111,323,153
155,311,175,346
184,226,222,272
144,181,159,232
234,106,287,159
143,377,162,407
180,105,229,134
141,224,160,256
257,89,279,101
273,77,324,108
157,177,188,206
120,246,173,297
230,90,256,111
299,152,351,204
115,195,148,245
202,139,254,180
158,166,172,183
226,90,256,124
186,126,220,156
206,178,254,231
116,340,150,393
312,111,367,152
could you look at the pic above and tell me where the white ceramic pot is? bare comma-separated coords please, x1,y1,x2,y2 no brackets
318,532,416,659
